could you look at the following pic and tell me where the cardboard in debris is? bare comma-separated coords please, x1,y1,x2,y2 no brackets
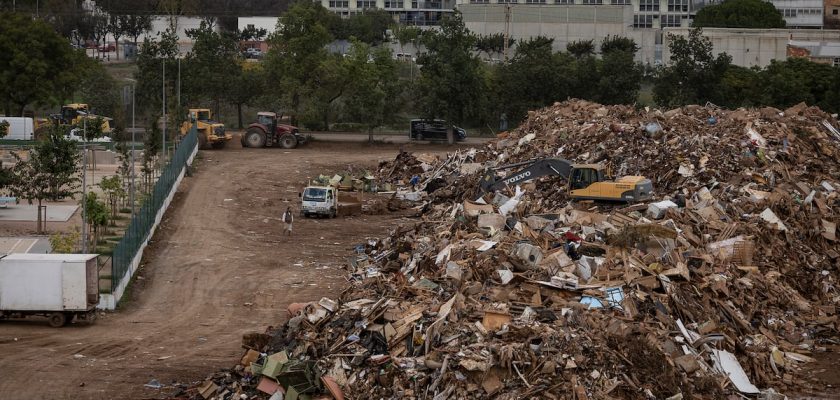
482,311,511,331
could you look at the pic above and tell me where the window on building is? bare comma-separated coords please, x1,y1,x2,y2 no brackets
667,0,688,12
469,0,489,3
633,14,654,27
525,0,547,4
329,0,349,7
639,0,659,12
498,0,519,3
782,9,796,17
357,0,376,8
582,0,604,4
834,9,838,15
385,0,402,8
661,14,681,27
610,0,631,4
556,0,574,3
834,57,840,67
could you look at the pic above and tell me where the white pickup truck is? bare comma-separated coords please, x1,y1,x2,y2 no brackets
300,186,337,218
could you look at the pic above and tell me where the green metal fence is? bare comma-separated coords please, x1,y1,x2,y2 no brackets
110,127,197,293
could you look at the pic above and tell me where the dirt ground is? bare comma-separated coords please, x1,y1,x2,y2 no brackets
0,139,464,400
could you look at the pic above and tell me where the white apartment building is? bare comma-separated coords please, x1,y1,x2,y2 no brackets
315,0,457,25
769,0,824,28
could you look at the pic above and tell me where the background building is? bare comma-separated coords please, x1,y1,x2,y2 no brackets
315,0,456,25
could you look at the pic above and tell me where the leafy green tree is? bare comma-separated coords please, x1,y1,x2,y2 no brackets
8,127,81,233
79,63,124,129
570,53,599,100
82,192,109,252
596,36,642,105
394,25,422,54
108,13,126,60
264,2,334,125
99,175,125,223
184,20,241,116
718,65,764,108
135,27,180,115
567,40,595,58
240,25,268,42
343,41,402,142
230,65,267,129
494,37,572,123
653,28,732,107
600,35,639,55
122,14,154,45
0,120,7,138
417,11,488,142
475,33,514,59
49,228,81,254
759,58,836,111
308,55,350,130
0,12,87,116
342,9,393,45
694,0,786,29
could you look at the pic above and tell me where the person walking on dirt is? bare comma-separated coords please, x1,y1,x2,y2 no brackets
282,206,294,236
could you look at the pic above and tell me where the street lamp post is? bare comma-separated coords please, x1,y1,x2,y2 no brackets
81,118,88,254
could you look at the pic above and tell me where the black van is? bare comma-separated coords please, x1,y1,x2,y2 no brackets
409,119,467,142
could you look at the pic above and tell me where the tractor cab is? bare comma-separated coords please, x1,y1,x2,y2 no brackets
256,111,277,130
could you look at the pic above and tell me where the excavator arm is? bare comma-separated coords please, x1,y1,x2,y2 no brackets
479,158,575,193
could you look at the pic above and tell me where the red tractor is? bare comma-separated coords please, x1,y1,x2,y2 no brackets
241,112,308,149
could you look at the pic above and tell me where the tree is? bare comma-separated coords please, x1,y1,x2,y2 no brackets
135,27,180,116
79,63,123,129
567,40,595,58
394,25,422,54
122,15,154,46
49,228,81,254
759,58,837,111
653,28,732,107
8,127,81,233
308,55,350,130
694,0,786,29
343,41,402,142
494,37,572,124
99,175,125,223
0,120,7,138
342,9,393,45
596,50,643,105
184,20,241,116
475,33,513,60
416,11,488,142
718,65,764,109
82,192,109,252
91,10,110,58
108,14,126,60
229,64,267,129
596,36,642,105
0,13,86,116
264,2,334,125
600,35,639,55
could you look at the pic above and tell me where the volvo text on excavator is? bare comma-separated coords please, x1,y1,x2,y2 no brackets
478,158,653,202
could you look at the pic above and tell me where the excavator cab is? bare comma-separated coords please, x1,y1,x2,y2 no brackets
569,166,604,190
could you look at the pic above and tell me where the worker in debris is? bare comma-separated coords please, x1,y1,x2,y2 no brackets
410,175,420,191
563,230,582,260
282,206,294,236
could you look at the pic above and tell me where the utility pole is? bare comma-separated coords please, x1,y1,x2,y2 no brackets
81,118,88,254
503,5,511,62
162,60,166,164
130,85,136,216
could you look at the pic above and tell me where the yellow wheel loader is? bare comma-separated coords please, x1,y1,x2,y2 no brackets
179,109,231,149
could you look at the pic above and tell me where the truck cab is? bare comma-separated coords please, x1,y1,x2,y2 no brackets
300,186,337,218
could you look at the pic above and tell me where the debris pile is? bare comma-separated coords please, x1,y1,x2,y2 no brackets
185,100,839,400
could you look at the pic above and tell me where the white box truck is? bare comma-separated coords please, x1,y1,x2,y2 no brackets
0,254,99,327
0,117,35,140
